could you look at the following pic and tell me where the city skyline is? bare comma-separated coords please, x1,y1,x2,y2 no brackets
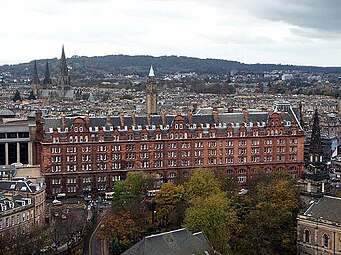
0,0,340,67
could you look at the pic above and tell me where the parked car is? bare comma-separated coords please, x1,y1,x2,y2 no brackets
52,199,62,206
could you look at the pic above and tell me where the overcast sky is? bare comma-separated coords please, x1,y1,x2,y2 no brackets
0,0,340,66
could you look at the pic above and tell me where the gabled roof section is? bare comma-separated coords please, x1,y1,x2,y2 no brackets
304,196,341,223
122,228,216,255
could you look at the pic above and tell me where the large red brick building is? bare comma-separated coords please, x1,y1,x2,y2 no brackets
35,107,304,197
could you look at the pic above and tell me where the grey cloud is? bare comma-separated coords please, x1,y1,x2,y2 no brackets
208,0,341,38
248,0,341,33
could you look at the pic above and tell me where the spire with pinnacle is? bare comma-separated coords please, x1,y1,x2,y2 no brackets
309,108,323,157
59,45,70,87
300,107,330,202
149,65,155,77
146,66,157,115
32,60,39,85
43,60,52,85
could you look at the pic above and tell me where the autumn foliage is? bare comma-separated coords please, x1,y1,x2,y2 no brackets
98,169,299,255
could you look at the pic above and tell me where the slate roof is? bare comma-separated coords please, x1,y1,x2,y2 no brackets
122,228,217,255
40,89,63,98
42,110,299,133
304,196,341,223
192,115,214,125
0,180,42,194
0,109,15,117
249,112,269,123
219,113,244,124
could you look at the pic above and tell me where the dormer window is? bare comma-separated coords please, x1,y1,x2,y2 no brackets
75,127,78,132
80,127,83,132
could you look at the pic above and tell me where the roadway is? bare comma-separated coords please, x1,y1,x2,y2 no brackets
89,204,111,255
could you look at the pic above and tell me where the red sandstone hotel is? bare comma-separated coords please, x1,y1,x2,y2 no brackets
35,104,304,197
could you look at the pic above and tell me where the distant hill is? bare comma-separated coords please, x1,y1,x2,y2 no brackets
0,55,340,81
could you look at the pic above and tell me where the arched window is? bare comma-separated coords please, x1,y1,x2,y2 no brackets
237,169,246,174
168,172,176,178
323,234,329,248
276,167,285,172
304,229,310,243
227,169,234,175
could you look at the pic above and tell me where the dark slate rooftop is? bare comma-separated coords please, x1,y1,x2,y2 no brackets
304,196,341,222
0,179,42,194
42,110,298,134
121,228,216,255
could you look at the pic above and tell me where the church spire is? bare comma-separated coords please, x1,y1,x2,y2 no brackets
32,60,39,85
59,45,70,87
309,108,323,157
43,60,52,85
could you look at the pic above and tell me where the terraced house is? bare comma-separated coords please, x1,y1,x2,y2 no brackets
35,101,305,197
0,178,45,236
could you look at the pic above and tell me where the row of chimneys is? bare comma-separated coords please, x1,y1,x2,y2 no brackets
53,108,252,130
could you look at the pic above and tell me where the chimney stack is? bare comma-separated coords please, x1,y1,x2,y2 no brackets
161,112,166,126
61,115,66,131
120,113,125,127
212,107,219,124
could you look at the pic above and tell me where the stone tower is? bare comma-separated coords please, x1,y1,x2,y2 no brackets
58,45,70,95
43,60,52,85
146,66,157,115
299,108,330,205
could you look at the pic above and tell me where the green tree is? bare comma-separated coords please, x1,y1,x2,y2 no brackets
112,171,153,216
28,90,36,100
97,213,139,255
182,169,221,202
234,171,299,255
155,182,183,230
12,90,22,102
183,192,237,255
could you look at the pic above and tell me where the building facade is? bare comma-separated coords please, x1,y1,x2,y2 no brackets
297,196,341,255
0,122,37,166
36,107,305,197
0,178,46,236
